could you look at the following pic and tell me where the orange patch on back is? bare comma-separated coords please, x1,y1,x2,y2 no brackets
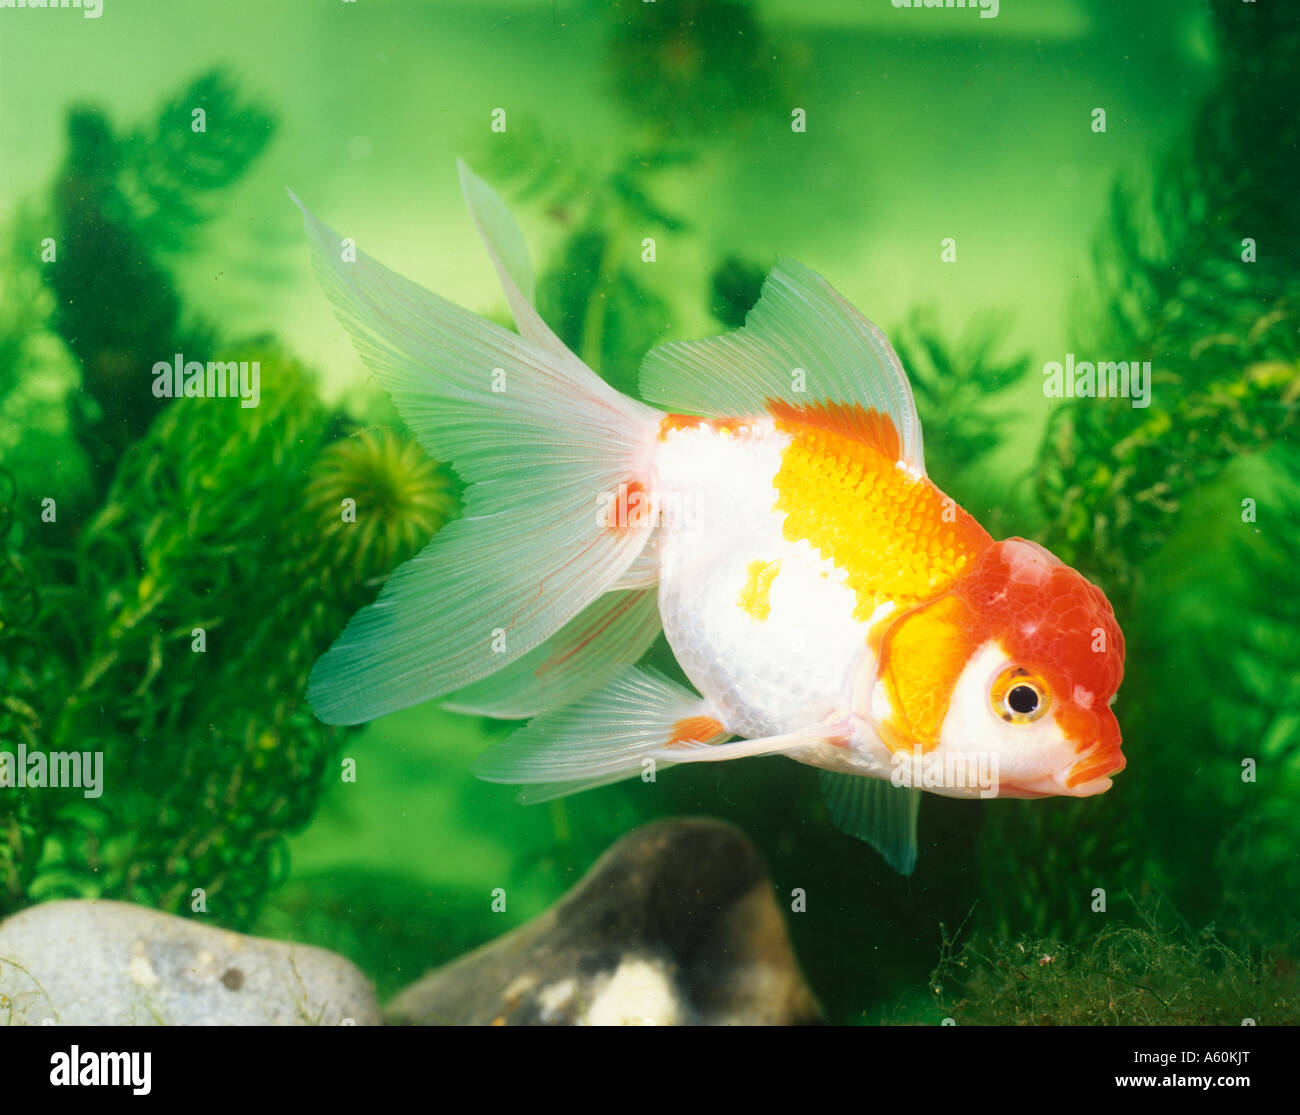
667,715,727,746
769,399,992,621
660,413,708,436
659,413,752,439
767,398,903,462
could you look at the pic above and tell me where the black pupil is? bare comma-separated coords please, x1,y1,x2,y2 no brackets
1008,685,1039,715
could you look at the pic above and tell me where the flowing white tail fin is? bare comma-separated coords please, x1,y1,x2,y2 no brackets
293,165,664,725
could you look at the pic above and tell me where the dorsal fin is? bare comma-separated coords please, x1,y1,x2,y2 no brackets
639,256,925,475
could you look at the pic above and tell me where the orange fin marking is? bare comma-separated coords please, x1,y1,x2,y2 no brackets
667,715,727,746
533,592,641,680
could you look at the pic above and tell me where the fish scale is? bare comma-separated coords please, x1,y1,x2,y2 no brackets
653,418,866,740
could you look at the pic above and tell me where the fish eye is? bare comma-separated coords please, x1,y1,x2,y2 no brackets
990,666,1050,725
1007,685,1039,715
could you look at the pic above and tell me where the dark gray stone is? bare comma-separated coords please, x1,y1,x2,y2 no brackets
386,817,825,1025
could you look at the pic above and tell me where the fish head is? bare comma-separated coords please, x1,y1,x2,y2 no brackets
947,537,1126,797
869,538,1126,798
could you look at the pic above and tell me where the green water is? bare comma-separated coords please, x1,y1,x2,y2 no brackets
2,0,1296,1024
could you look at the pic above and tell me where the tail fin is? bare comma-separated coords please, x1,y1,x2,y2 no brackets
294,167,663,725
440,585,662,720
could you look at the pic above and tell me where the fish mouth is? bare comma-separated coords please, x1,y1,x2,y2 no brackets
1064,743,1126,795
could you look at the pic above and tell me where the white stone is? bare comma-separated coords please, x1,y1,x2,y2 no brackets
0,899,379,1026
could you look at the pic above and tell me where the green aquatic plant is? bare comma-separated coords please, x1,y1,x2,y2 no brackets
116,71,275,255
0,343,449,928
602,0,778,142
535,224,675,397
1038,327,1299,596
1145,434,1300,948
0,62,460,937
977,0,1300,948
44,72,273,482
473,0,786,397
708,255,768,330
1042,0,1300,590
892,310,1031,527
476,132,694,396
0,207,89,511
304,429,462,593
476,137,689,395
0,470,61,910
928,918,1298,1026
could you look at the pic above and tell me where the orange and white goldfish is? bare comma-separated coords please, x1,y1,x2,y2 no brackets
295,163,1126,874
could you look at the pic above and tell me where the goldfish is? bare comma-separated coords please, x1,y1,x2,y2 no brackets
293,162,1126,874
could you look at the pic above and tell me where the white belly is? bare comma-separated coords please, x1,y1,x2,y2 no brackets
651,420,868,739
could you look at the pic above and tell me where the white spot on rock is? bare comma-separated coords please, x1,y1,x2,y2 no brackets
536,977,577,1022
191,949,219,983
127,942,159,989
582,958,681,1026
504,972,538,1005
